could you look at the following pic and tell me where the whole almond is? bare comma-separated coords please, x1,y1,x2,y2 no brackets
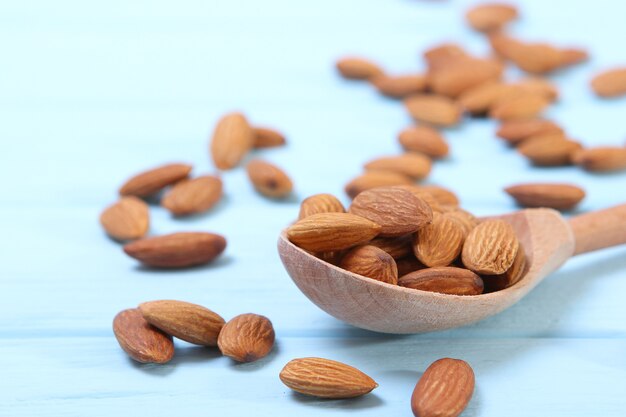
392,185,442,213
368,235,413,259
246,159,293,198
138,300,225,346
517,134,582,166
591,67,626,98
298,193,346,220
280,357,378,399
424,44,468,70
339,245,398,285
505,183,585,210
372,74,427,98
462,219,519,275
442,208,478,236
336,57,384,80
344,171,413,199
286,213,382,252
418,185,460,207
505,41,563,74
123,232,227,268
399,267,484,296
489,92,550,120
514,77,559,101
119,163,192,197
161,175,223,216
459,81,524,115
483,245,527,292
404,94,462,127
396,255,427,276
559,48,589,68
496,119,563,145
413,214,465,267
411,358,475,417
428,58,504,98
398,126,449,159
466,3,518,32
252,127,286,148
210,112,253,170
349,187,433,237
217,313,275,363
364,153,432,180
113,308,174,364
100,196,149,241
572,147,626,172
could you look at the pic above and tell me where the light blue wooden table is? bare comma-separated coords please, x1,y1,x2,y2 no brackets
2,0,625,415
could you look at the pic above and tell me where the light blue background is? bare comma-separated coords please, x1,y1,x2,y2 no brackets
1,0,626,416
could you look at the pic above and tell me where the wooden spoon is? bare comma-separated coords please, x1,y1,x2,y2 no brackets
278,205,626,334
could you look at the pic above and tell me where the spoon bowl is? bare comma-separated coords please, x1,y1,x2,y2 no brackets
278,205,626,333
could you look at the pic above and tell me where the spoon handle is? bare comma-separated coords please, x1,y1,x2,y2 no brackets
569,203,626,255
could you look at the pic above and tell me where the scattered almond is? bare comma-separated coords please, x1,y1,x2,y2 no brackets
100,196,149,241
123,232,227,268
398,126,449,159
161,175,223,216
462,219,519,275
424,44,468,70
345,171,413,199
404,94,463,127
210,112,254,170
591,68,626,98
372,74,427,98
466,3,518,32
364,153,432,180
572,147,626,172
496,119,563,145
113,308,174,364
514,77,559,101
339,245,398,284
393,185,443,213
252,127,286,148
399,267,484,296
489,92,550,120
246,159,293,198
418,185,460,207
119,163,192,197
459,81,524,115
217,313,275,363
280,357,378,399
298,193,346,220
428,58,504,98
505,183,585,210
336,57,384,80
413,214,466,267
517,134,582,166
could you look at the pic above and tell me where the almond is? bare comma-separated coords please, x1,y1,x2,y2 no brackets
298,193,346,220
279,357,378,399
368,235,413,259
138,300,225,346
344,171,413,199
591,68,626,98
372,74,427,98
396,255,426,276
413,214,466,267
514,77,559,101
210,112,253,170
398,126,449,159
428,58,504,98
364,153,432,180
483,245,527,292
246,159,293,198
559,48,589,67
339,245,398,285
349,187,433,237
286,213,381,252
458,81,524,115
505,183,585,210
113,308,174,364
336,57,384,80
442,208,478,235
417,185,460,207
161,175,223,216
404,94,463,127
392,185,442,213
123,232,227,268
100,196,149,241
462,219,519,275
411,358,475,417
489,92,550,120
314,250,347,266
252,127,286,148
496,119,563,145
517,134,582,166
492,36,585,74
399,267,483,296
466,3,518,32
424,44,469,71
572,147,626,172
217,313,275,363
119,163,192,197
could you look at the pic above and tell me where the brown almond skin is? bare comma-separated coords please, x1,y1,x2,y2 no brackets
392,185,442,213
252,127,286,148
515,77,559,102
424,44,468,70
344,171,413,199
496,119,563,145
591,68,626,98
246,159,293,198
113,308,174,364
279,357,378,399
372,74,427,98
210,112,253,170
123,232,227,268
466,3,518,32
368,235,413,259
483,245,527,292
217,314,275,363
100,196,149,241
396,255,427,276
298,193,346,220
411,358,475,417
398,126,449,159
417,185,460,207
339,245,398,285
404,94,463,127
462,219,519,275
459,81,524,115
364,153,432,180
443,208,478,236
489,93,550,120
413,214,466,267
161,175,223,216
517,134,582,166
572,147,626,172
349,187,433,237
119,163,192,197
286,213,382,252
138,300,225,346
505,183,585,210
336,57,384,80
399,267,484,296
427,58,504,98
